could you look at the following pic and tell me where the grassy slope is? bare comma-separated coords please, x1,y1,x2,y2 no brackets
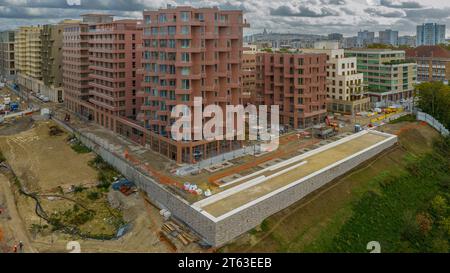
222,122,444,253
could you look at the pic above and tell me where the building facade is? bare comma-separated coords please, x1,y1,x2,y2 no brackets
0,31,16,81
328,33,343,41
398,35,416,47
15,26,43,91
88,19,144,143
379,29,398,46
41,23,64,102
303,41,369,114
62,17,99,118
405,45,450,83
242,46,257,105
140,6,248,163
357,30,375,47
416,23,446,46
345,49,417,106
255,52,328,129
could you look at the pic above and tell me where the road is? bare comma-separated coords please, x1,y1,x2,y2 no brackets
0,174,36,253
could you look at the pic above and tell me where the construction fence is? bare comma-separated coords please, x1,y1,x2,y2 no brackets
416,111,449,137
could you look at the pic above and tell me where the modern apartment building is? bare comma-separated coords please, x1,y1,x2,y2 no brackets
303,41,369,114
255,52,328,129
140,6,248,163
88,19,143,143
41,23,64,102
416,23,446,46
345,49,417,106
15,26,43,90
357,30,375,47
328,33,343,41
398,35,416,47
406,45,450,83
379,29,398,46
0,31,16,81
242,45,257,104
62,17,97,118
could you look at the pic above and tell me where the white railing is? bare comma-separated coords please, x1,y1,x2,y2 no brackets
417,111,449,136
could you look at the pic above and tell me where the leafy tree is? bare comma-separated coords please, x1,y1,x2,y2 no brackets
415,81,450,129
430,195,448,217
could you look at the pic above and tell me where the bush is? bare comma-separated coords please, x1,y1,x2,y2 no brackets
0,150,6,162
73,185,86,193
71,141,91,154
87,191,100,201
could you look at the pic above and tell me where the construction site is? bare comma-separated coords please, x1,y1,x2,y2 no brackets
0,84,413,250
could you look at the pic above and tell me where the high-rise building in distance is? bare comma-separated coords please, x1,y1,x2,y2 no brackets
416,23,446,46
379,29,398,46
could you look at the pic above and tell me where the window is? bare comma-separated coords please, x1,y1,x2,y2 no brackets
181,26,190,35
181,39,190,48
168,39,175,48
158,14,167,23
181,79,190,89
181,11,190,21
181,52,190,62
168,26,176,36
181,67,190,76
145,16,151,25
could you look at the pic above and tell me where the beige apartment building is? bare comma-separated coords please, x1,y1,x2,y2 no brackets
15,26,43,90
15,24,67,102
303,41,370,114
345,49,417,107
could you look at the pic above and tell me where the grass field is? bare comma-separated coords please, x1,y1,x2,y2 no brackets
221,121,448,253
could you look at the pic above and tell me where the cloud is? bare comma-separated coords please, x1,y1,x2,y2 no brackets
0,0,448,37
364,7,406,17
379,0,423,9
270,5,339,17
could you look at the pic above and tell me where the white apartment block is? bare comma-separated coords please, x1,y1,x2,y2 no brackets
303,41,370,114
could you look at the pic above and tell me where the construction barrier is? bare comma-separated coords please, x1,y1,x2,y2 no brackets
370,108,404,124
416,111,449,137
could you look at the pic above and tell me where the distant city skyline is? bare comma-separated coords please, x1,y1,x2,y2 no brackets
0,0,449,37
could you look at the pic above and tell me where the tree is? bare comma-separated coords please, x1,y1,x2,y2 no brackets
431,195,448,217
415,82,450,129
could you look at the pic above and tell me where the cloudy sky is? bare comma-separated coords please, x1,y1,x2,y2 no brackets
0,0,449,37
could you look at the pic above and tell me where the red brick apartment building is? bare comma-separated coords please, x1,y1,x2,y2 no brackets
62,18,92,118
88,18,143,143
255,52,328,129
63,14,145,143
140,6,249,163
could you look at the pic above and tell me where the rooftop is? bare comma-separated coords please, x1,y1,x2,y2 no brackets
405,45,450,59
193,130,395,220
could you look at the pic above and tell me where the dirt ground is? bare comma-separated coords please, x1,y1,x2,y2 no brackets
221,121,441,253
0,121,98,192
0,119,190,253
